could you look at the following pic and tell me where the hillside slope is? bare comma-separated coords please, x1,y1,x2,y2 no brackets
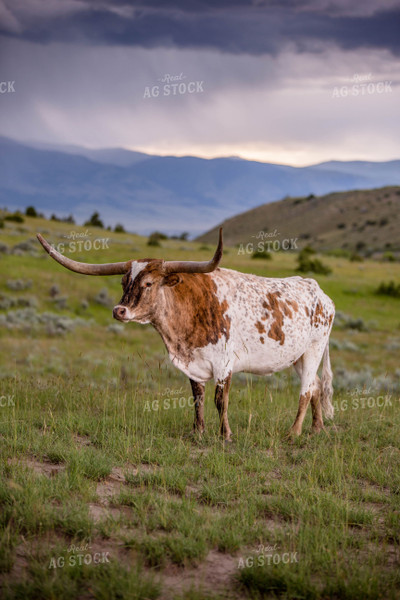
196,186,400,253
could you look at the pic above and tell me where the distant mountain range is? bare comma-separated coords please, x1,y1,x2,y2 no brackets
1,136,400,237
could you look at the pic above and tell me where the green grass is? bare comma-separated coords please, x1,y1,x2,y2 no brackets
0,215,399,598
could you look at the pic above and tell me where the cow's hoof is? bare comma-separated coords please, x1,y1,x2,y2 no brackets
185,429,205,440
285,427,301,440
311,423,325,434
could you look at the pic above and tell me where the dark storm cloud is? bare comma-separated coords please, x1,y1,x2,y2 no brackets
1,0,400,56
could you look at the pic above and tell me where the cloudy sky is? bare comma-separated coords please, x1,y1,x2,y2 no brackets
0,0,399,166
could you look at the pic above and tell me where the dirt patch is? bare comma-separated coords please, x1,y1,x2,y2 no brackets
357,478,391,497
73,434,92,447
189,447,212,459
161,550,240,599
95,467,129,504
88,503,132,523
7,456,65,477
184,484,201,499
109,466,127,482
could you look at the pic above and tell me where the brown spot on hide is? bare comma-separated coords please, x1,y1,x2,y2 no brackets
260,336,264,344
255,321,266,334
310,300,333,329
264,291,285,345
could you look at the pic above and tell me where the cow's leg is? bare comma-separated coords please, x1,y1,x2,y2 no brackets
214,373,232,441
190,379,205,434
310,375,324,433
294,360,324,433
290,344,326,436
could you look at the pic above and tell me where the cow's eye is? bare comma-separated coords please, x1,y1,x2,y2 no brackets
145,282,153,288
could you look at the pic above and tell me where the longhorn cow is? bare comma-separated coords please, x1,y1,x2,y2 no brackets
37,230,335,439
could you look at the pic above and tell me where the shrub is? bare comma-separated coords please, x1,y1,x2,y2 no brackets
147,236,160,247
0,308,92,335
6,279,32,291
11,241,37,254
252,250,272,260
376,281,400,299
296,247,331,275
114,224,125,233
334,311,368,331
300,245,316,256
49,284,60,298
4,212,24,223
149,231,168,240
382,252,395,262
94,288,113,307
25,206,37,217
84,212,104,228
326,248,351,258
350,253,363,262
147,231,167,246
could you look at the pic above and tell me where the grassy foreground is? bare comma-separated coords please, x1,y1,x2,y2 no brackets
0,215,399,599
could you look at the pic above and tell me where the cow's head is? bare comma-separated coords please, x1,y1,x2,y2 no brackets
37,229,223,325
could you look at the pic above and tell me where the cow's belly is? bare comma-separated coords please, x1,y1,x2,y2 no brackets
169,328,309,382
232,339,303,375
231,311,314,375
170,352,214,383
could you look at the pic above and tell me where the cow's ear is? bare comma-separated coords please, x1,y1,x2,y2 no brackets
163,273,181,287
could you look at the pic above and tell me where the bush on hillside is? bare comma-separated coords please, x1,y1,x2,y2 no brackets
147,231,168,246
5,212,24,223
296,246,332,275
376,281,400,299
25,206,37,217
84,212,104,228
252,250,272,260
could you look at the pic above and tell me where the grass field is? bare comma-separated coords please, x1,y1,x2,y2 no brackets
0,215,399,599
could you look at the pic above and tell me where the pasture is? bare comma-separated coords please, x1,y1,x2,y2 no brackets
0,215,399,599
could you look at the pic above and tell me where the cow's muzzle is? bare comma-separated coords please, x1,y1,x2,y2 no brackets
113,305,127,321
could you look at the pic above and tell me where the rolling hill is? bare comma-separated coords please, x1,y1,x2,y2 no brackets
196,186,400,254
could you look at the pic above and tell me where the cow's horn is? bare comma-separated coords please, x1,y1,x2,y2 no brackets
163,228,223,274
36,234,131,275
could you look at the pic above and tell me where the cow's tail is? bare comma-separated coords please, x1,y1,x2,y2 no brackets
321,342,334,418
